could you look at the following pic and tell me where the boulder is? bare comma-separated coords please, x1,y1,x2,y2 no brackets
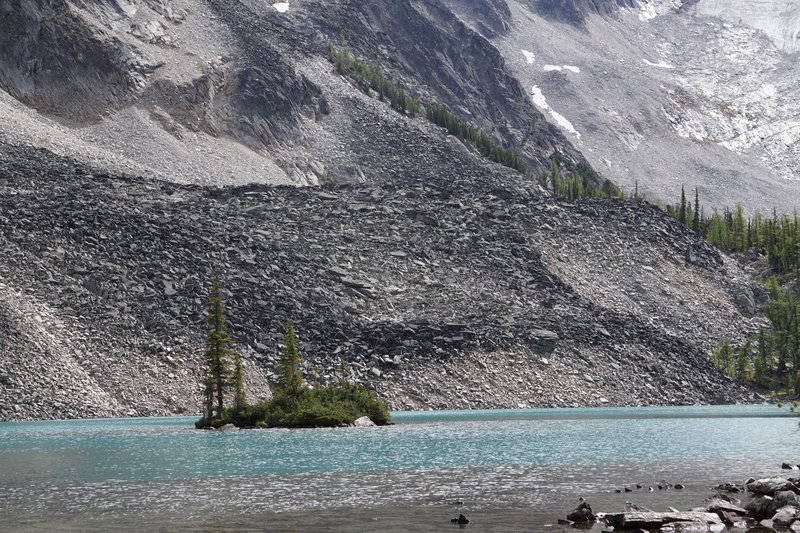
773,490,800,510
353,416,376,427
567,502,596,523
746,478,800,496
773,506,800,527
450,514,469,525
605,511,721,530
706,499,747,515
746,496,775,520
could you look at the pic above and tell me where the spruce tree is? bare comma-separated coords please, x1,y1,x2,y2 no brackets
754,329,769,387
712,339,734,375
204,273,233,420
277,320,304,396
231,352,246,412
735,339,751,381
692,188,701,233
678,185,687,226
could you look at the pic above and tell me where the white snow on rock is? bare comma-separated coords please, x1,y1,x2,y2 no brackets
643,58,676,69
521,50,535,63
694,0,800,52
273,2,289,13
543,65,580,73
637,0,683,21
530,86,581,139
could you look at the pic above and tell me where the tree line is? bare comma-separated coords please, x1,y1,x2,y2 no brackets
663,187,800,393
535,153,626,201
327,43,643,199
665,186,799,275
327,43,526,173
711,277,800,393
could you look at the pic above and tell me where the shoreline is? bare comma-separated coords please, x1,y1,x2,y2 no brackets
0,400,789,424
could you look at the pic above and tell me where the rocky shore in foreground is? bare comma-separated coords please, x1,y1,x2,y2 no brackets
566,472,800,532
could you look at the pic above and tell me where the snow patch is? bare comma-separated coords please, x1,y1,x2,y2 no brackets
637,0,682,21
543,65,580,73
643,58,675,69
521,50,535,64
530,86,581,139
273,2,289,13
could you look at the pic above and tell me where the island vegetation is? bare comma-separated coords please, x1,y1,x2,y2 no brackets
195,274,391,429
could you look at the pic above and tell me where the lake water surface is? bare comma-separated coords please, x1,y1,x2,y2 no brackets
1,405,796,532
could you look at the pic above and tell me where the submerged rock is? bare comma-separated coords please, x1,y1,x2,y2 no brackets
450,513,470,525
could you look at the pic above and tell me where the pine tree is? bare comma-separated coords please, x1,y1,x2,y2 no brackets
692,188,701,233
277,320,304,396
678,185,687,226
231,352,246,412
711,338,734,375
753,329,769,387
732,204,747,251
204,273,233,420
736,339,751,381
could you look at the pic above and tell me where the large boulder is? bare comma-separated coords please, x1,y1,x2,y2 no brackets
773,506,800,527
353,416,376,427
773,491,800,510
746,478,800,496
746,496,775,520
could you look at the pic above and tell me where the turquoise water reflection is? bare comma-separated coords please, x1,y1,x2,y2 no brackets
0,405,796,531
0,405,795,484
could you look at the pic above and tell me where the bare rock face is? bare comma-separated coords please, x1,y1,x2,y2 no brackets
0,0,157,120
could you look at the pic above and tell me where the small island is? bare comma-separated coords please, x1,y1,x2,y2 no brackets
195,275,391,429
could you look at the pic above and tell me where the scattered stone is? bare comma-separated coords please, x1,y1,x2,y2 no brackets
567,502,596,523
450,514,469,525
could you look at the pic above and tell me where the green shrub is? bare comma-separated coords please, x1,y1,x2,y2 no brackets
216,383,391,428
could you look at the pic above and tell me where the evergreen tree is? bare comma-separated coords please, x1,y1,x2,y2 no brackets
231,352,246,412
711,338,734,375
678,185,687,226
735,339,751,381
277,320,304,396
753,329,769,387
692,188,701,233
732,204,747,251
204,273,234,420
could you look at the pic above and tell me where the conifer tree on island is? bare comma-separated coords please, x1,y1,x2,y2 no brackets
276,320,303,396
195,279,390,429
197,273,235,428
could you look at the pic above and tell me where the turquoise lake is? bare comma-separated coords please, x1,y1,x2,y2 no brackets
0,405,797,532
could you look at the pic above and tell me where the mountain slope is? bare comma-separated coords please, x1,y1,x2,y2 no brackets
0,139,761,420
447,0,800,212
0,0,588,188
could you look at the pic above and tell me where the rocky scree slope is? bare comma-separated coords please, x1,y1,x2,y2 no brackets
0,0,588,188
0,140,762,421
